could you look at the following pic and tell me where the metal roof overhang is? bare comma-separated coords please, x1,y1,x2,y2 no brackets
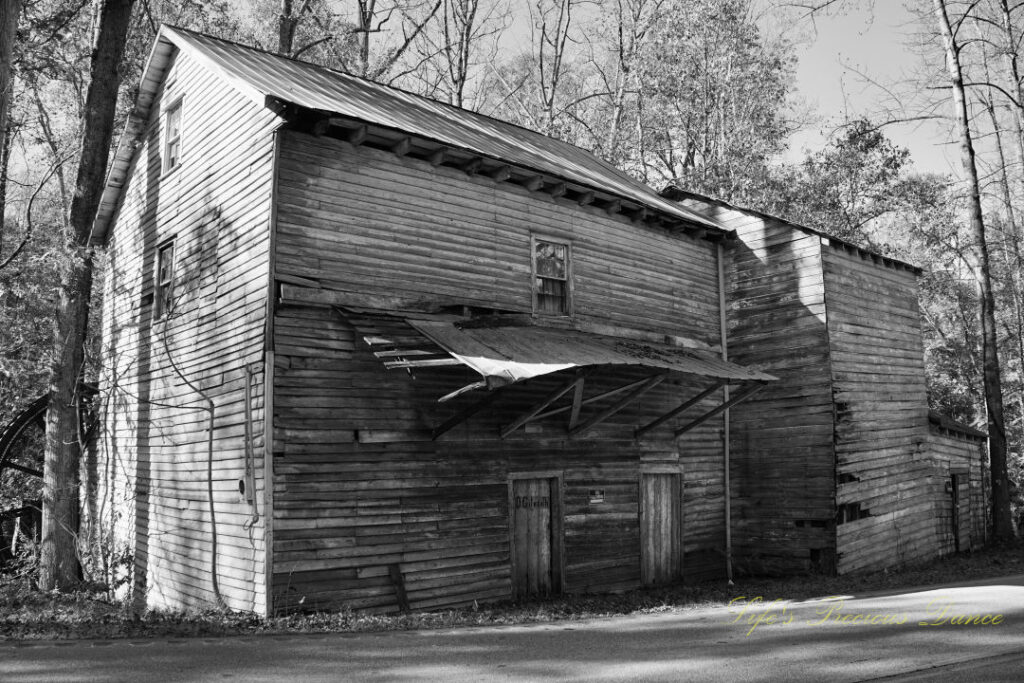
348,311,775,440
92,26,731,243
408,320,773,386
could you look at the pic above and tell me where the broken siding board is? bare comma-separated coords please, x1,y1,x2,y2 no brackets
822,249,931,575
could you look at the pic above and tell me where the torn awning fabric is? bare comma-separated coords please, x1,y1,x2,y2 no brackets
404,319,775,386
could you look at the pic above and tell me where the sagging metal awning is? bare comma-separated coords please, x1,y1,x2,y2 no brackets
346,310,775,440
407,320,773,386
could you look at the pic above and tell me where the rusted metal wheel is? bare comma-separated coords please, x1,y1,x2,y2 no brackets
0,395,48,561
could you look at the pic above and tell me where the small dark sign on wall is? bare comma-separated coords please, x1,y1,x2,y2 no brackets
589,489,605,504
514,495,550,509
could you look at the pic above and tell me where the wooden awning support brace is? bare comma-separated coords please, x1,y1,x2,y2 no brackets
500,372,668,439
432,389,504,440
500,373,584,439
672,382,766,437
634,379,728,438
569,374,666,436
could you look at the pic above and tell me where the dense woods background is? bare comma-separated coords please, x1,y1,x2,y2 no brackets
0,0,1021,584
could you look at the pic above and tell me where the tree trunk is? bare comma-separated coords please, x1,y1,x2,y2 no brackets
39,0,136,591
278,0,296,56
0,0,22,244
933,0,1015,541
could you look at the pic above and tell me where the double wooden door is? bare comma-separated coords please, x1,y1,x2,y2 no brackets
640,471,682,585
510,476,561,598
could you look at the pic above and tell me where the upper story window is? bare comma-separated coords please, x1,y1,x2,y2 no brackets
533,236,571,316
164,100,183,171
155,239,176,319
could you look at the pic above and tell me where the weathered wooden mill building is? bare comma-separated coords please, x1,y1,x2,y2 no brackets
666,190,989,576
85,25,988,616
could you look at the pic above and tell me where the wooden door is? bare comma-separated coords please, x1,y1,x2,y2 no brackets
640,472,682,585
510,477,557,598
951,473,971,552
950,474,962,552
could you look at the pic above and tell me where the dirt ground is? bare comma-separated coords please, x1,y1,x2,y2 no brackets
1,539,1021,641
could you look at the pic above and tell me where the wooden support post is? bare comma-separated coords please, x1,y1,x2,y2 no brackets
535,375,655,421
568,376,586,430
490,165,512,182
388,563,410,612
500,375,582,438
570,374,667,436
635,379,728,438
547,182,567,199
523,176,544,191
391,137,412,156
674,382,765,437
429,147,448,166
348,125,367,146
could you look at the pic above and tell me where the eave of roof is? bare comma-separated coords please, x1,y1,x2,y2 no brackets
928,410,988,440
661,185,923,275
92,25,729,243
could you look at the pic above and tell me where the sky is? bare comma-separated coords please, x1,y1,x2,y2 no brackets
780,2,959,175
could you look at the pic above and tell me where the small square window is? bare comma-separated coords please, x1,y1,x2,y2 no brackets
155,240,175,319
164,101,182,171
533,237,571,315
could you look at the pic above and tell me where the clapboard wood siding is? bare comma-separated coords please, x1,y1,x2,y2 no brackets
822,247,932,574
927,428,988,556
270,304,726,611
96,49,278,613
274,131,721,342
266,131,732,610
678,196,837,575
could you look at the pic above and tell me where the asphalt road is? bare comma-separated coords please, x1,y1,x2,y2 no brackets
2,574,1023,682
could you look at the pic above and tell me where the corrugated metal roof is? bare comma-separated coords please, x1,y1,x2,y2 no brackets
407,319,775,385
93,25,726,242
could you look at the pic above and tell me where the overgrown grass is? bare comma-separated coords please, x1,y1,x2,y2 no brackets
2,540,1021,641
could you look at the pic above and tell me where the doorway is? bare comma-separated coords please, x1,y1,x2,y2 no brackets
509,473,562,598
640,469,682,585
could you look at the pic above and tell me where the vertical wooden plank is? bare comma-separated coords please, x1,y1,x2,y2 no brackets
640,472,682,585
539,478,552,594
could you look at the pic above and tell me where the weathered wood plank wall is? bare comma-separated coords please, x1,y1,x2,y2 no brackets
271,307,726,611
97,50,278,612
821,247,933,574
270,132,729,611
926,428,988,555
675,197,837,575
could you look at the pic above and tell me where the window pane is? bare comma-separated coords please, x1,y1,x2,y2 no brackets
156,242,175,318
158,243,174,282
167,140,180,169
535,241,566,279
167,105,181,138
536,277,566,313
165,104,182,169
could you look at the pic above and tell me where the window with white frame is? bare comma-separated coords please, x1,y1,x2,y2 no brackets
164,100,182,171
532,236,571,315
